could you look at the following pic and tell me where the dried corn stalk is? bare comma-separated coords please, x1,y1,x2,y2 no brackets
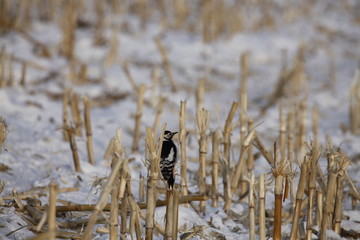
146,125,166,240
179,101,188,196
211,129,222,207
248,172,256,240
81,134,124,240
83,96,95,165
224,130,255,211
290,159,308,240
155,37,176,92
222,102,238,207
259,173,266,240
59,0,77,60
350,69,360,135
48,182,58,240
132,84,146,154
196,108,210,213
0,117,7,152
306,143,320,240
110,129,123,240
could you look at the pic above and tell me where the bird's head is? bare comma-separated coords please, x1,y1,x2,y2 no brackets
164,130,178,140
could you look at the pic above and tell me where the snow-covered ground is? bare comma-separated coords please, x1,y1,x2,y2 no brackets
0,1,360,239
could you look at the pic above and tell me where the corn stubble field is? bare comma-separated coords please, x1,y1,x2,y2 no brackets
0,0,360,240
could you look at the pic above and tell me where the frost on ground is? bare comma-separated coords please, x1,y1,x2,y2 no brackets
0,1,360,240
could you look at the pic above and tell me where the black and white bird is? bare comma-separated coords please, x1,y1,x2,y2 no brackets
160,130,178,189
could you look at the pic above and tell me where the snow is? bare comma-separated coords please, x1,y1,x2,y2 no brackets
1,0,360,239
344,211,360,222
0,207,35,239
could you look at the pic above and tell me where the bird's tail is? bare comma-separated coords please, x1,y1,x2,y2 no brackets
167,175,175,189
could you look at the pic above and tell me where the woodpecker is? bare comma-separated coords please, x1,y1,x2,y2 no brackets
160,130,178,189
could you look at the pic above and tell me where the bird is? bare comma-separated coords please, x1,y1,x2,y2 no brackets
160,130,178,189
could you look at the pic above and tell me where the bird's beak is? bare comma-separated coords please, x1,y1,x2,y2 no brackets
172,132,178,136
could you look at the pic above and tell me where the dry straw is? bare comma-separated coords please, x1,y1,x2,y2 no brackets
165,189,174,239
59,0,77,60
66,125,82,173
247,119,254,172
320,164,337,239
35,214,48,235
17,27,51,58
240,52,248,144
0,49,6,88
261,46,308,114
320,151,350,239
248,172,256,240
123,62,139,92
27,206,44,231
196,108,210,213
38,194,207,213
93,0,106,46
0,52,10,87
285,107,297,209
151,66,160,97
83,96,95,165
81,129,124,240
71,92,83,137
172,188,180,239
350,69,360,135
344,170,360,209
20,61,27,86
12,189,24,211
223,102,238,164
259,173,266,240
139,209,165,236
253,133,275,165
8,54,14,87
139,174,145,202
273,168,283,240
132,84,146,154
240,53,250,197
295,101,307,165
306,143,320,240
120,182,127,240
109,129,123,240
200,0,238,43
316,188,324,228
155,37,177,92
0,182,5,205
334,169,344,234
104,26,119,67
271,143,292,240
289,159,308,240
152,97,165,134
279,106,286,160
201,1,213,43
211,129,222,208
222,102,238,207
312,104,319,146
224,129,255,211
196,77,206,111
179,101,188,197
0,117,7,152
3,2,360,239
62,89,70,141
126,164,142,240
145,125,166,240
172,0,188,29
48,182,58,240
